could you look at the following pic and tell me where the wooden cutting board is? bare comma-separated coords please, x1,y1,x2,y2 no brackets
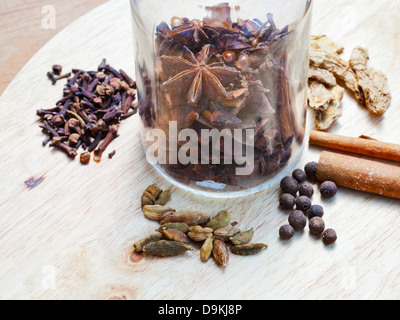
0,0,399,300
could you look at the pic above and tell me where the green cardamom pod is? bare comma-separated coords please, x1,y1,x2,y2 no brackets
213,239,229,268
133,233,163,253
141,184,162,208
206,210,231,230
214,225,241,241
143,205,175,221
154,187,172,206
231,243,268,256
163,229,190,244
160,211,210,226
200,237,214,262
187,225,213,242
229,228,254,246
157,222,190,234
143,240,193,257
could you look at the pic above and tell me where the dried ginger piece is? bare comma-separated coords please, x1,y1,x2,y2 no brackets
349,47,391,114
315,85,345,131
309,49,364,104
308,81,334,111
311,35,344,54
308,66,337,87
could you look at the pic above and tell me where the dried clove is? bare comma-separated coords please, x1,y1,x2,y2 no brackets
38,59,137,164
51,140,77,159
47,72,57,85
52,65,63,75
80,152,91,165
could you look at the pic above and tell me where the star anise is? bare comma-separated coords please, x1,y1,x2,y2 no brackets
162,17,239,44
163,20,219,46
216,34,252,51
161,44,241,107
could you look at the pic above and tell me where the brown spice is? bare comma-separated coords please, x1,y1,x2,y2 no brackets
212,239,229,268
143,240,193,257
349,47,391,115
80,152,91,165
317,151,400,199
143,205,176,221
214,225,241,241
163,228,190,244
160,211,210,226
231,243,268,256
187,225,213,242
38,59,137,164
309,217,325,235
309,130,400,163
200,237,214,262
308,35,391,130
134,233,163,253
141,184,163,208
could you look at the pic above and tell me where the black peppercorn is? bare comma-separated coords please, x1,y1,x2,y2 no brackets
280,176,299,196
309,205,324,218
279,225,295,240
299,183,314,198
309,217,325,235
279,193,296,210
304,162,318,181
292,169,307,184
322,228,337,245
296,196,312,212
320,181,338,199
288,210,307,231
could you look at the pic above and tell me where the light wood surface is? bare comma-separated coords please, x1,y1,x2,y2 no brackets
0,0,107,96
0,0,400,300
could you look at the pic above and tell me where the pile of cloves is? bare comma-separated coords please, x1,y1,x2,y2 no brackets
37,59,138,164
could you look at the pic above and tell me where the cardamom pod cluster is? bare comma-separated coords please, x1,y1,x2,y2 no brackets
133,184,268,267
141,184,171,208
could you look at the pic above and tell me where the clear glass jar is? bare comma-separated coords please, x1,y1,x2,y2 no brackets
130,0,312,198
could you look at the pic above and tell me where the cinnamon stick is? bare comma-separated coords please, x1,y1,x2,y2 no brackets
310,130,400,162
275,55,305,146
317,151,400,199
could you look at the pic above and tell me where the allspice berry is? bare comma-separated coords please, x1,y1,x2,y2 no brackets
309,205,324,218
299,183,314,198
322,228,337,245
279,225,295,240
222,51,236,64
320,181,338,199
309,217,325,235
280,176,299,196
171,16,184,27
288,210,307,231
236,53,251,71
279,193,296,210
292,169,307,183
296,196,312,212
304,162,318,181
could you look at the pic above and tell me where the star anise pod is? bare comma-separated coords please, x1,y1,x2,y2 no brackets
216,34,252,51
161,18,238,45
161,44,241,107
163,20,219,46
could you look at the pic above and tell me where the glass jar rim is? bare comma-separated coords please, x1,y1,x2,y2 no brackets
131,0,313,28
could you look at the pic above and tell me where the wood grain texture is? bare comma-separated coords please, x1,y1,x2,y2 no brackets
0,0,107,96
0,0,400,300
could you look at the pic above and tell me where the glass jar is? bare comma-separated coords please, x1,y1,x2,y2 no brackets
130,0,312,198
